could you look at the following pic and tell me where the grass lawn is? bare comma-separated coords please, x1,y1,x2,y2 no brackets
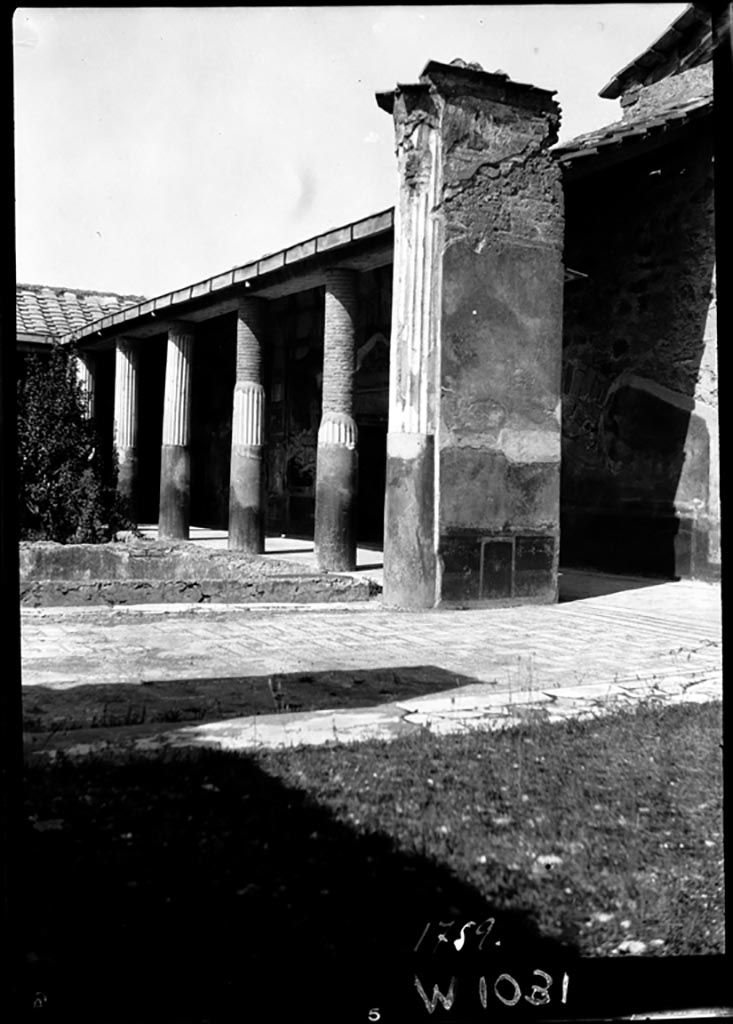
21,700,723,1021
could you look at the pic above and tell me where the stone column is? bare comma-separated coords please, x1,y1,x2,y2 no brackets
76,351,96,419
377,61,564,608
229,297,267,552
314,269,359,571
159,322,195,540
381,86,443,609
113,339,139,519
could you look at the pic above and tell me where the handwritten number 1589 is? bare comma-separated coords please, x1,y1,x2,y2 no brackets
414,919,496,953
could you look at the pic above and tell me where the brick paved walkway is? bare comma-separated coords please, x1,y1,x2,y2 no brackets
21,572,722,752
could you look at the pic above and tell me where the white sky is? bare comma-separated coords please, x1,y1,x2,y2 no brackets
14,4,688,298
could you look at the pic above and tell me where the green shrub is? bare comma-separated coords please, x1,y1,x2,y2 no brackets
18,346,131,543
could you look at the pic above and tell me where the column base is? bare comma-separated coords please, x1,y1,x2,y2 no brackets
383,433,436,609
159,444,190,540
315,444,358,572
229,445,265,553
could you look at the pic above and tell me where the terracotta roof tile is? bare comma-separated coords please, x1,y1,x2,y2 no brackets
599,4,712,99
16,283,147,339
553,94,711,162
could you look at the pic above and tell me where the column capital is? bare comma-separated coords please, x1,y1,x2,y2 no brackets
378,59,559,117
237,294,267,312
115,336,138,356
324,266,359,285
378,63,561,222
168,320,196,339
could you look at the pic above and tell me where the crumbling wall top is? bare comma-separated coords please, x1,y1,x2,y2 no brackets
376,59,559,119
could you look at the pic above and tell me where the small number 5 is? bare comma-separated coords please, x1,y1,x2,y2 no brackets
368,1009,381,1021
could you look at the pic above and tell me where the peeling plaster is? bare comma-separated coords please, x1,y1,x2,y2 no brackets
498,428,561,464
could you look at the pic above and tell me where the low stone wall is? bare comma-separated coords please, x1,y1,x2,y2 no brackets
19,541,380,607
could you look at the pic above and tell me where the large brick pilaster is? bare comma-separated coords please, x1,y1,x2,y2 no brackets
378,62,564,608
159,322,195,540
229,297,267,552
314,268,359,571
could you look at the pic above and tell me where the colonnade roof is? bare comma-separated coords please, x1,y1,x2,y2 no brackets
65,207,395,350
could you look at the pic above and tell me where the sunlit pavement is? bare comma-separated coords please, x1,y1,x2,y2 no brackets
21,530,722,753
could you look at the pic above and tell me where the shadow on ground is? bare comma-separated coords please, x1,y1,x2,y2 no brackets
23,666,483,749
22,746,577,1022
558,570,672,603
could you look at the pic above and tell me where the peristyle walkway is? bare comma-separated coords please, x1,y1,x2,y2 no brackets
21,530,722,754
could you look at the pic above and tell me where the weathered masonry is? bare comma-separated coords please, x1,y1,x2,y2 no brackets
377,63,564,607
555,3,721,583
24,6,720,607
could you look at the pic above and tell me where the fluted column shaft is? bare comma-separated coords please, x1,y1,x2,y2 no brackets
113,339,139,520
229,297,267,552
314,269,359,571
159,322,195,540
383,104,443,608
76,351,96,420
